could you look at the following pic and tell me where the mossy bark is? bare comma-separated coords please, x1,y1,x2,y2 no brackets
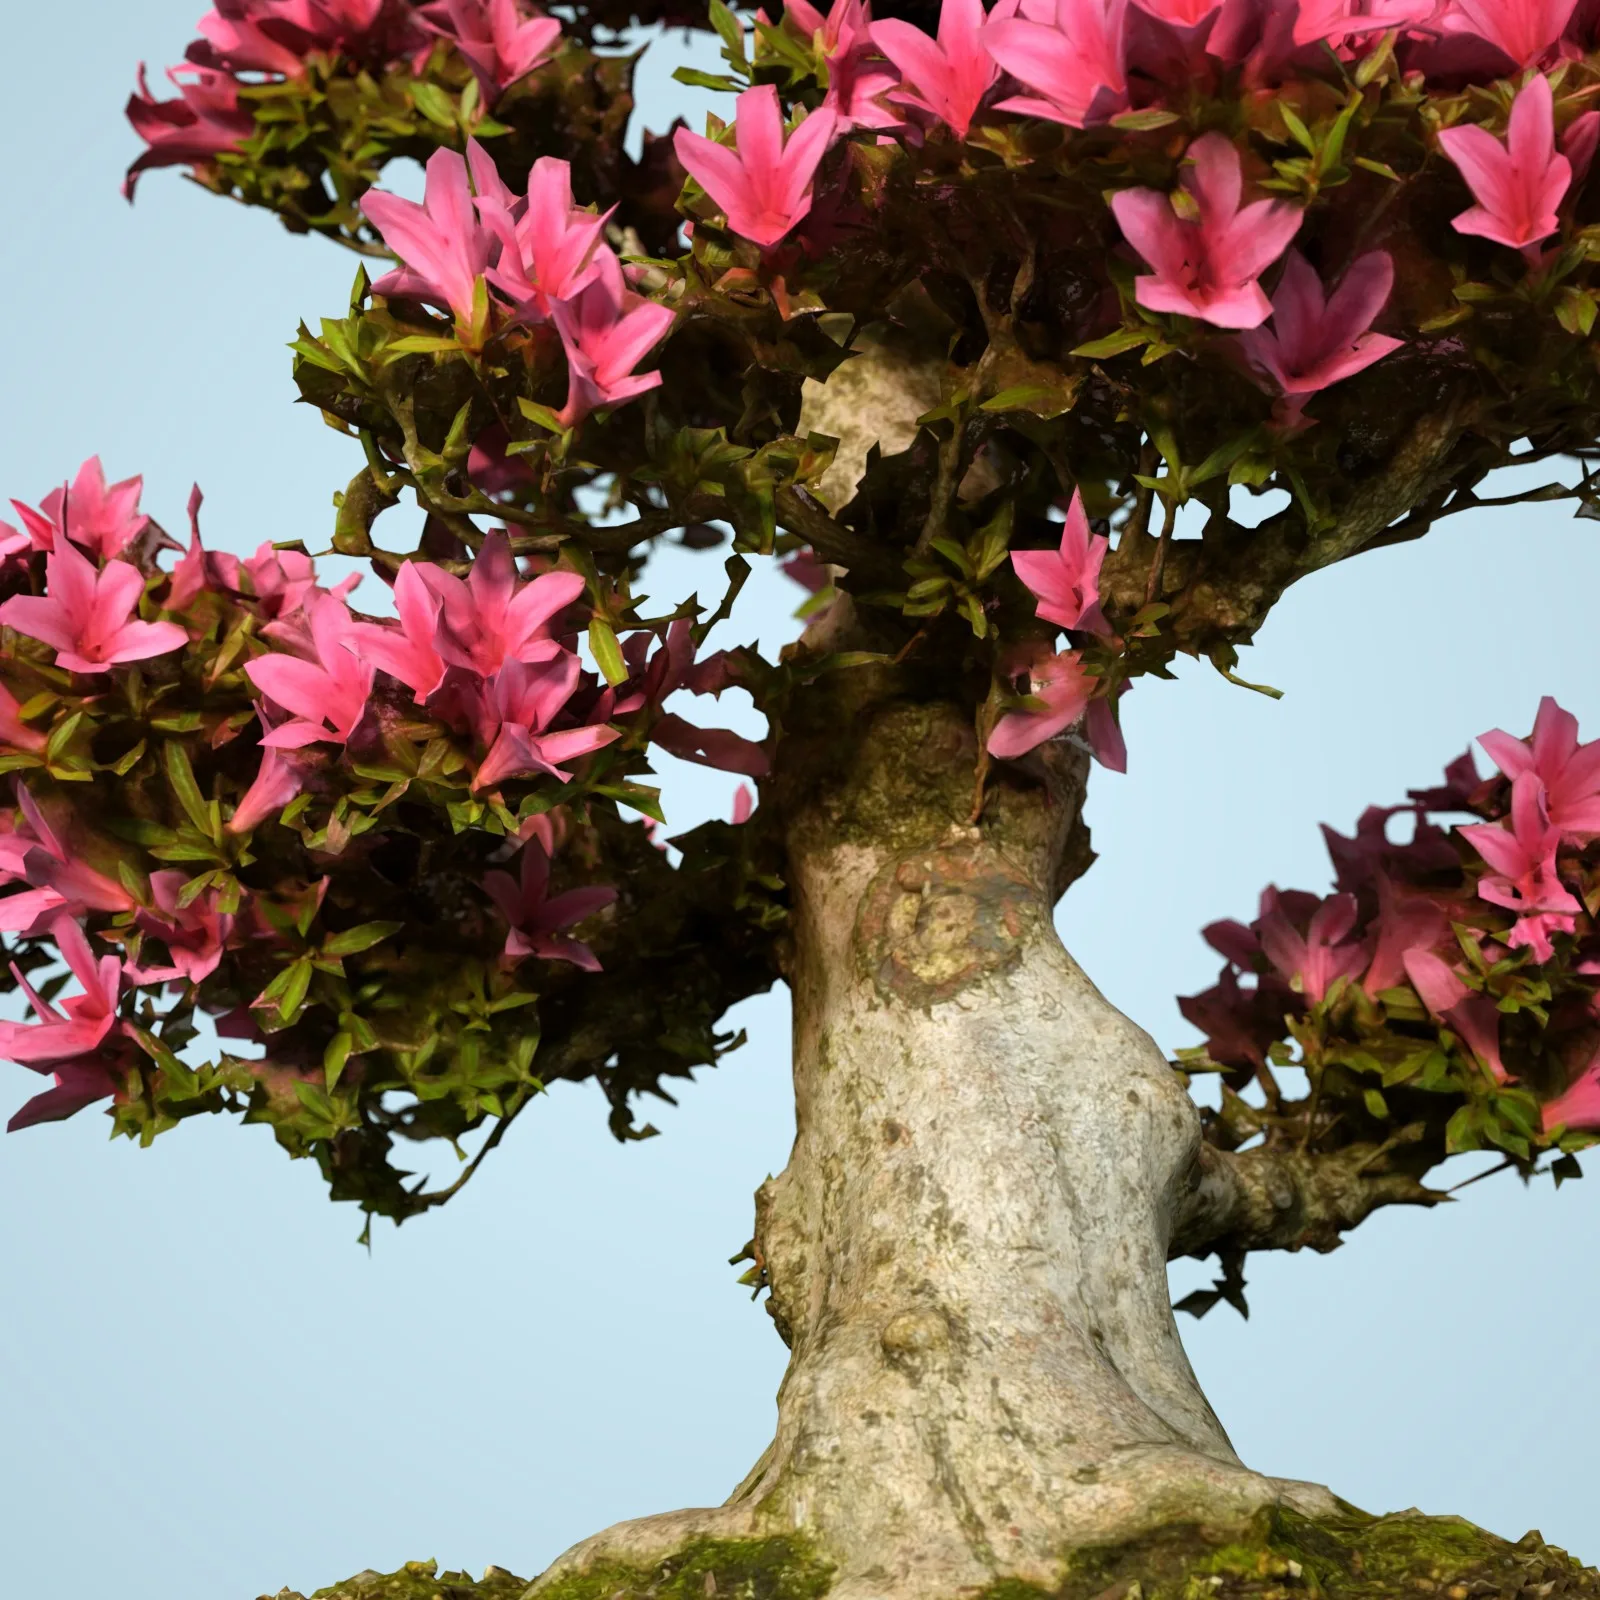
269,1506,1599,1600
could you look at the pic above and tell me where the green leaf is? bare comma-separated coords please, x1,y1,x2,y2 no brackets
1552,1152,1584,1186
1278,102,1316,155
324,1031,354,1092
588,618,628,686
708,0,748,64
1108,107,1182,132
165,742,217,842
322,921,403,958
1362,1087,1389,1121
1071,327,1151,360
673,67,745,91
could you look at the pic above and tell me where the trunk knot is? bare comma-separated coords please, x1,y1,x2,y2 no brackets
880,1308,951,1371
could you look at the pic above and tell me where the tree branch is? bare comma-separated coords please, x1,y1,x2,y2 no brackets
1169,1140,1447,1262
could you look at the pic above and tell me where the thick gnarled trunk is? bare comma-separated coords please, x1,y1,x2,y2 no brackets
535,691,1333,1600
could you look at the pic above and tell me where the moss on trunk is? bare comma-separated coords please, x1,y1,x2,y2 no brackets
268,1511,1598,1600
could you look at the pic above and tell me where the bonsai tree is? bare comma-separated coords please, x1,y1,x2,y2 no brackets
4,0,1600,1593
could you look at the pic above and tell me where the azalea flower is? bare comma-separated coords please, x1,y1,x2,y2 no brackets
1403,947,1510,1083
1110,133,1302,329
1477,696,1600,839
985,0,1129,129
482,841,616,969
130,872,235,984
872,0,999,137
427,0,561,98
473,654,620,790
1009,488,1108,632
552,252,677,426
0,538,187,675
1258,889,1367,1002
1438,73,1571,253
987,648,1097,759
123,63,255,199
2,456,152,562
244,594,374,747
480,155,612,318
1238,250,1402,407
674,84,839,247
1460,772,1581,960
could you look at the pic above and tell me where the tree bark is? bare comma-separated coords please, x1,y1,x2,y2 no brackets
534,683,1337,1600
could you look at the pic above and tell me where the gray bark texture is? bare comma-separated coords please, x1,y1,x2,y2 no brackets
533,683,1337,1600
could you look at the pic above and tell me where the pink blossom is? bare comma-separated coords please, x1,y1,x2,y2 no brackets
1477,695,1600,839
482,842,616,969
428,0,561,98
731,784,756,823
166,486,243,611
1010,488,1108,632
987,648,1097,759
351,562,448,700
193,0,392,74
872,0,1000,136
1402,947,1511,1082
986,0,1129,129
1111,133,1302,329
1,916,126,1132
1259,888,1367,1002
1460,772,1581,960
413,531,585,678
473,654,620,790
131,872,235,984
1438,74,1570,254
1238,250,1402,405
1441,0,1577,68
673,84,839,248
651,715,771,776
1361,875,1449,995
123,64,256,200
1292,0,1435,48
3,457,151,562
786,0,902,130
243,541,325,625
479,154,611,318
361,146,495,326
244,594,374,747
0,684,46,755
1541,1053,1600,1131
552,252,677,426
227,744,308,834
0,787,138,936
0,539,186,675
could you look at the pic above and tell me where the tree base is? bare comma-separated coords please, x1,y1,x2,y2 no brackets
268,1505,1599,1600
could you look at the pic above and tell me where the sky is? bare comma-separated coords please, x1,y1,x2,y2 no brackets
0,6,1596,1596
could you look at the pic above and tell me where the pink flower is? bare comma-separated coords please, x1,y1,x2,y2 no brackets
1403,947,1510,1083
987,648,1097,759
1460,772,1582,960
731,783,756,823
872,0,1001,137
0,787,138,935
674,84,839,248
0,540,186,675
1361,875,1449,996
1477,695,1600,839
482,842,616,969
1111,133,1302,329
479,154,611,318
166,486,244,611
1541,1053,1600,1131
243,541,324,624
1259,888,1367,1002
552,252,677,426
193,0,392,74
2,456,151,562
1,915,126,1132
787,0,903,130
1292,0,1435,48
651,715,771,776
1441,0,1577,68
123,64,256,200
414,531,585,678
361,146,495,327
1238,250,1402,405
429,0,561,98
473,654,620,790
985,0,1129,129
0,684,46,755
131,872,235,984
227,743,308,834
1438,74,1570,254
244,594,374,747
1010,488,1108,631
350,563,448,701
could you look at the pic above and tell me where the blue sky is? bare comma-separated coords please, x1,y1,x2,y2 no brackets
1,6,1596,1595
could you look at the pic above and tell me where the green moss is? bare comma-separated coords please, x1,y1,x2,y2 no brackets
273,1538,833,1600
525,1536,834,1600
271,1511,1597,1600
986,1503,1600,1600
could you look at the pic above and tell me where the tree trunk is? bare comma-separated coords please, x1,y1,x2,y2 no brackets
534,683,1337,1600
